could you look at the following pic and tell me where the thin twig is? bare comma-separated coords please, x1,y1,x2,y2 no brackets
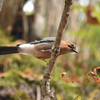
0,78,21,100
74,77,90,100
71,81,81,91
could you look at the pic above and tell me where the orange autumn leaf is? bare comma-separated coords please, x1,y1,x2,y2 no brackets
62,72,70,82
88,70,96,76
69,75,80,82
96,67,100,69
88,67,100,83
95,76,100,83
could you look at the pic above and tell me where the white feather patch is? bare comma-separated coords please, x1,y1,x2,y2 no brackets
18,44,34,55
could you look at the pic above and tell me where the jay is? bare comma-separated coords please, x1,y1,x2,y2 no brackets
0,37,78,62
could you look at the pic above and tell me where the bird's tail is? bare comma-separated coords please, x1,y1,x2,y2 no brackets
0,46,18,55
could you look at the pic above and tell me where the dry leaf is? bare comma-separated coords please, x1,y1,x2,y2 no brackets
88,67,100,83
69,74,80,82
96,67,100,69
62,72,70,82
88,71,96,76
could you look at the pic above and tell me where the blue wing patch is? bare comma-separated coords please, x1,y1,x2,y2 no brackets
27,38,55,44
40,39,54,42
16,39,55,46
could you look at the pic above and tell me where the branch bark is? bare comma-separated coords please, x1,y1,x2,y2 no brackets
41,0,73,100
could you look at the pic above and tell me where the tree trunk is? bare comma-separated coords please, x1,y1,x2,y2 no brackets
0,0,24,30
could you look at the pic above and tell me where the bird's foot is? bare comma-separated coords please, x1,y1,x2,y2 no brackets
41,59,49,65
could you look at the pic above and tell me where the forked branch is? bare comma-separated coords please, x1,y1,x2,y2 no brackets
41,0,73,99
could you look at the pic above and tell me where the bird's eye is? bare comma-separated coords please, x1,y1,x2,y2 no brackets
68,44,75,49
71,44,74,47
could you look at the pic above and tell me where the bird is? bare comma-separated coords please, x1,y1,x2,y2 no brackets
0,37,78,63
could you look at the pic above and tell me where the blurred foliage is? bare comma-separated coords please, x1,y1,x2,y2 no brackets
0,3,100,100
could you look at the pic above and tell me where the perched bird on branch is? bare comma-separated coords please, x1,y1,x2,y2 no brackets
0,37,78,62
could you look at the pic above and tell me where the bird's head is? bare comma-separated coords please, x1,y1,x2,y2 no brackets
60,41,78,54
67,42,78,53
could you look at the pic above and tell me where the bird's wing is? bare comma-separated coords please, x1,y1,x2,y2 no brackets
17,38,55,53
16,37,55,47
33,38,55,52
27,38,55,44
35,42,54,51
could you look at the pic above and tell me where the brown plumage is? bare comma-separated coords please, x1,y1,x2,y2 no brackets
0,37,78,62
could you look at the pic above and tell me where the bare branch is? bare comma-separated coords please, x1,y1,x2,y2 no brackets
41,0,73,99
0,78,21,100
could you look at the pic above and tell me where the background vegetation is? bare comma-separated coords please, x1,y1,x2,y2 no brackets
0,0,100,100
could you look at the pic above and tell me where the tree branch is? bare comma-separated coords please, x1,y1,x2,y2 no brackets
41,0,73,99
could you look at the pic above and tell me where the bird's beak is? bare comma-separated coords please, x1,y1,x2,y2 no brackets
72,48,78,53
